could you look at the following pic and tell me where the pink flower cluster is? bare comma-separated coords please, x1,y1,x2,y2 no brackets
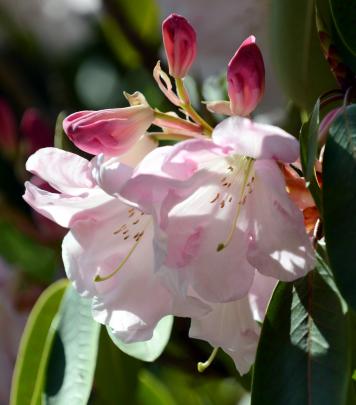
23,14,315,374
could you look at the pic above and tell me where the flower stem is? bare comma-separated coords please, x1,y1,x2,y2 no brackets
175,78,213,136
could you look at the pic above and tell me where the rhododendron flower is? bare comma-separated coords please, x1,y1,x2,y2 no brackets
206,36,265,117
190,272,277,374
63,92,154,157
116,116,315,304
162,13,197,78
23,142,209,342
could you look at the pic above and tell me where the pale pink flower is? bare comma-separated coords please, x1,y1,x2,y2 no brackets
190,272,277,374
116,116,314,304
162,13,197,78
23,142,208,343
206,36,265,117
63,92,154,157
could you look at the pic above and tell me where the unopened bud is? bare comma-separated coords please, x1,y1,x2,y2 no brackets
63,92,154,156
227,36,265,116
162,13,197,78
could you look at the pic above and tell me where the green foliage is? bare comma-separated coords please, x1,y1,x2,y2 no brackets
323,105,356,310
251,251,350,405
44,286,100,404
10,280,68,405
0,219,57,282
54,112,72,153
270,0,336,111
100,0,159,69
329,0,356,73
107,315,174,362
300,98,321,182
299,98,323,214
137,370,177,405
92,327,141,404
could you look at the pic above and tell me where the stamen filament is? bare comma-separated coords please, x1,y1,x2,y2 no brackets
217,158,254,252
94,220,151,282
197,347,219,372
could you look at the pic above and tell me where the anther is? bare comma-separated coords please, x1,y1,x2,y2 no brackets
220,200,225,208
210,193,220,203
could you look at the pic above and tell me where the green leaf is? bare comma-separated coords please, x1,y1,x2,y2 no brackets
100,0,159,69
137,370,177,405
54,111,72,152
270,0,336,111
251,252,350,405
107,315,174,362
300,98,321,182
92,327,141,404
44,286,100,404
10,280,69,405
0,219,57,282
323,105,356,310
330,0,356,73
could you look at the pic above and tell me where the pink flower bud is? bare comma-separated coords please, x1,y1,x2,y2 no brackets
162,13,197,78
0,98,17,154
20,108,52,155
63,92,154,156
227,36,265,116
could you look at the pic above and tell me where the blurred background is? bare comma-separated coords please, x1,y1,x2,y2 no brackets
0,0,335,404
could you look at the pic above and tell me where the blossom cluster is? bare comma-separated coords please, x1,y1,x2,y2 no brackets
23,14,315,374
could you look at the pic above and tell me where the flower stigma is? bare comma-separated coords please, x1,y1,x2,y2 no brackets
197,347,220,372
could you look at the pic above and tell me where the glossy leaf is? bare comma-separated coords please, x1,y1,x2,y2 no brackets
270,0,336,111
107,315,174,362
300,98,320,181
10,280,68,405
44,286,100,404
323,105,356,310
251,251,350,405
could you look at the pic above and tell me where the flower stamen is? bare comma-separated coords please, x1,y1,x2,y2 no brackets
217,158,254,252
95,216,151,283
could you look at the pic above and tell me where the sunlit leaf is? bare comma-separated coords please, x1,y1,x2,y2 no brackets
10,280,68,405
44,286,100,404
107,315,173,362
